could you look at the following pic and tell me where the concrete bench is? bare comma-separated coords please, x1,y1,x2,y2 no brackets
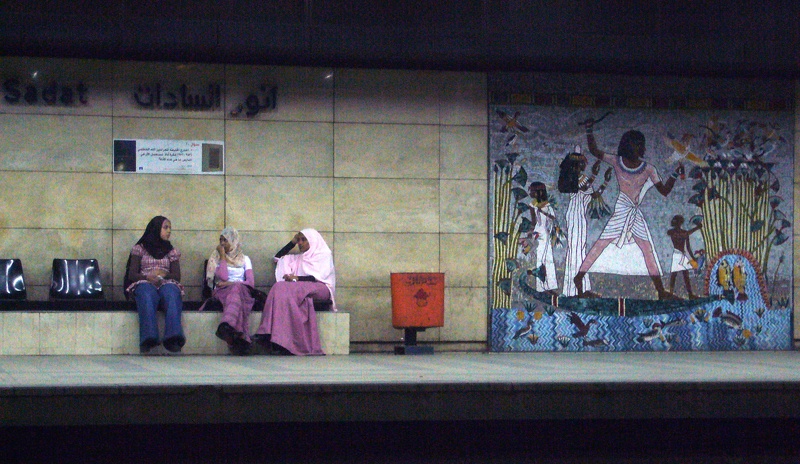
0,301,349,355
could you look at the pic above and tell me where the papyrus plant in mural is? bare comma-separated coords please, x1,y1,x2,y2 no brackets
488,102,794,353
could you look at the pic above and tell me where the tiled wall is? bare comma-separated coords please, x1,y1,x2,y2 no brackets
0,57,488,351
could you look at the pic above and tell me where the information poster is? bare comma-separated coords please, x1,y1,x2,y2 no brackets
113,139,224,174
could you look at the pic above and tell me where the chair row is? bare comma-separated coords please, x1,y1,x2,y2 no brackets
0,259,102,300
0,259,333,311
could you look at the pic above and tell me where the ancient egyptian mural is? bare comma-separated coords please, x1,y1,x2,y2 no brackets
488,73,794,351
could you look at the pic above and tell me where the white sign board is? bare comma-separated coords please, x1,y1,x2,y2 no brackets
113,139,224,174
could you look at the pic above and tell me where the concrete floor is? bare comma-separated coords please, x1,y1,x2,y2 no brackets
2,351,800,463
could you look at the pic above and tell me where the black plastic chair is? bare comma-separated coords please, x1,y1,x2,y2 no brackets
0,259,27,300
50,259,104,299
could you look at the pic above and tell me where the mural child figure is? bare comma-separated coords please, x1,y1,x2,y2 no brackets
557,147,611,297
667,215,702,299
529,182,559,294
572,119,685,300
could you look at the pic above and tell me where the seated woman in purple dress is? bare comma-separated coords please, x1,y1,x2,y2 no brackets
253,228,336,355
125,216,185,354
205,227,255,355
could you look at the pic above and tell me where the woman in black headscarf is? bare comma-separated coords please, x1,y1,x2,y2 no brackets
125,216,185,354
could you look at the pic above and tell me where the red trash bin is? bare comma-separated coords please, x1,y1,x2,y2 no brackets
391,272,444,354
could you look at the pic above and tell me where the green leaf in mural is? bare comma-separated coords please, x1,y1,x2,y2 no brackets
773,231,789,245
494,232,509,244
689,215,704,226
750,220,765,233
512,187,529,201
505,259,518,273
497,279,512,296
512,167,528,186
773,209,786,221
692,180,707,192
769,196,782,209
775,218,791,230
518,217,532,233
506,152,520,165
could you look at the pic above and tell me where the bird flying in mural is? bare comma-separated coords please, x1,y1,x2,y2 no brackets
568,312,597,338
496,110,530,133
664,132,709,167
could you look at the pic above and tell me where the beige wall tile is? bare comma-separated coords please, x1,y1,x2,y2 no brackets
225,120,333,177
0,172,111,229
441,287,488,342
113,61,226,119
112,174,224,231
440,125,487,180
224,65,333,122
226,176,333,232
335,233,439,287
1,312,39,354
0,114,111,172
40,312,77,354
336,286,395,342
440,179,488,233
439,72,488,126
112,116,225,143
335,69,440,124
440,234,488,288
335,179,439,233
334,123,439,178
0,229,112,289
0,57,114,116
183,313,229,354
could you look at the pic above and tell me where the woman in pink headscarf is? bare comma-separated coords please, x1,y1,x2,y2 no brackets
253,229,335,355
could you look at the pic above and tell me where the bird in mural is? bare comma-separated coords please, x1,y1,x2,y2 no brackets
713,307,744,331
732,259,749,301
635,322,664,344
512,319,534,340
664,132,709,168
496,110,530,133
568,312,597,338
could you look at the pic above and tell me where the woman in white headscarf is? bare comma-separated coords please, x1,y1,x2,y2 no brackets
253,228,335,355
204,227,255,354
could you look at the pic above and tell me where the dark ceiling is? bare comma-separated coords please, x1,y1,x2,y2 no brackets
1,0,798,78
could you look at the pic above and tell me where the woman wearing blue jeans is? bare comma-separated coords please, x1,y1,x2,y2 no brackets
125,216,185,354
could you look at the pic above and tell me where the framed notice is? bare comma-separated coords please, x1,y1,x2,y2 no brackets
113,139,224,174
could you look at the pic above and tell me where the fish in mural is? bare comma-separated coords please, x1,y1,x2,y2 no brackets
713,307,743,331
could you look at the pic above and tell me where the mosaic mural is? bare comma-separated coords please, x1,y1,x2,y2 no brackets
488,74,794,352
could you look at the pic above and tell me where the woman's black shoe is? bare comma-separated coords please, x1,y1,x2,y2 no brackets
163,335,185,353
215,322,237,345
231,338,251,356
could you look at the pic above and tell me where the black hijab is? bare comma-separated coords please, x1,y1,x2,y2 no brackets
136,216,174,260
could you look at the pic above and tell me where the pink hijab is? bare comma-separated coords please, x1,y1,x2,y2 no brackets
275,228,336,307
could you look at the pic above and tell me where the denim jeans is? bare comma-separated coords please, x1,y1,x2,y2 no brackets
133,282,184,347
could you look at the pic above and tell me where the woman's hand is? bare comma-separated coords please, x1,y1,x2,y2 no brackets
291,232,302,244
146,270,166,285
216,243,226,257
283,274,298,282
216,280,232,288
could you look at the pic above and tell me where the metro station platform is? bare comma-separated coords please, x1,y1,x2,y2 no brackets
3,350,800,426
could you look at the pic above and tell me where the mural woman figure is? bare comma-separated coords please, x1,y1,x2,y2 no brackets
557,147,610,297
573,120,684,300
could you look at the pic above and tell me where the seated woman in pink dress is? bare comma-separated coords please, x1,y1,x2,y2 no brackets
253,228,336,355
205,227,255,355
